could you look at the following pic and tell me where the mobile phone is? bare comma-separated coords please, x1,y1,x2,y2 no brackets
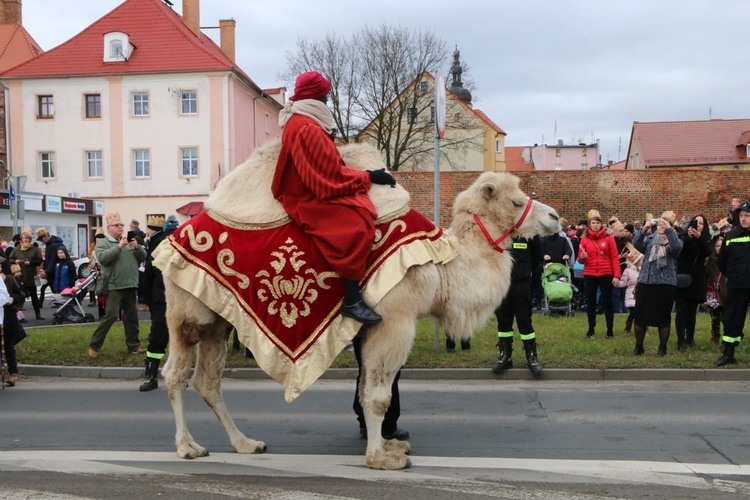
650,219,659,224
688,218,698,230
126,230,136,242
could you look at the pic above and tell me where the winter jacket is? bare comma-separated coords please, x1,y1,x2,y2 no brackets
540,233,572,265
718,225,750,290
95,234,147,291
42,235,65,277
675,231,711,302
616,261,640,308
632,227,683,286
508,235,543,283
52,260,75,293
8,245,43,289
142,230,167,306
578,227,621,278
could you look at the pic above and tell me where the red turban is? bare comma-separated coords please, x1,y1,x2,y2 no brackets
290,71,331,101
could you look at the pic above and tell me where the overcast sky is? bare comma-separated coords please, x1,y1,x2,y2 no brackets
21,0,750,164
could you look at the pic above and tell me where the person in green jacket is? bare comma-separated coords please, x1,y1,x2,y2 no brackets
87,212,147,357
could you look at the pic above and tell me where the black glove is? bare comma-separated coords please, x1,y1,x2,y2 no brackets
368,168,396,187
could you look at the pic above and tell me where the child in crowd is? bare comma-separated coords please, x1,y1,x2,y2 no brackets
705,235,727,344
616,242,643,335
52,246,76,294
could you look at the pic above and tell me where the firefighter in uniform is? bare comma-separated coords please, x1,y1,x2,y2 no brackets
715,201,750,366
492,235,544,376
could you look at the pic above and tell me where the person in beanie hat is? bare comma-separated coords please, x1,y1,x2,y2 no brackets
272,71,395,326
578,209,621,339
715,201,750,366
138,215,168,391
163,214,179,235
87,212,146,357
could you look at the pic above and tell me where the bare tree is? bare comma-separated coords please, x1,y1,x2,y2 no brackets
281,24,483,171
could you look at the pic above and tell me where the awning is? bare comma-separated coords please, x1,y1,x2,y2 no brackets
176,201,205,216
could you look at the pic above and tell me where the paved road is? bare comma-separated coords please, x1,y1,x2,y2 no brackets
1,378,749,498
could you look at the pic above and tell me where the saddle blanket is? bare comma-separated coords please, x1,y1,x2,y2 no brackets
153,209,459,401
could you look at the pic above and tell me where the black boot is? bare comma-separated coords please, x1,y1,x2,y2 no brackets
523,339,543,376
623,317,633,336
341,280,382,325
230,328,241,355
715,343,737,366
686,331,696,348
676,331,687,351
139,357,160,392
491,339,513,373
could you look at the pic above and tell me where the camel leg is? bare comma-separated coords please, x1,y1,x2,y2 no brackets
163,322,208,459
360,320,413,470
192,324,267,455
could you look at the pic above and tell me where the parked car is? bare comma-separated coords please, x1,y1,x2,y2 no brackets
73,257,93,278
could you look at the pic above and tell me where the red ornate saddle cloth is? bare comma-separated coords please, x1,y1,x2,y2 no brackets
154,209,458,401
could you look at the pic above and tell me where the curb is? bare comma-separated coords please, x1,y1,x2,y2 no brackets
17,365,750,382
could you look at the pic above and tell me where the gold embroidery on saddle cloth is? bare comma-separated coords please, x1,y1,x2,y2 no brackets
180,224,213,252
207,209,291,231
218,248,251,289
256,237,338,328
372,220,407,251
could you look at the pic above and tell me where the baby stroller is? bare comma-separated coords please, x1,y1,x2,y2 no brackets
51,273,97,325
542,262,576,316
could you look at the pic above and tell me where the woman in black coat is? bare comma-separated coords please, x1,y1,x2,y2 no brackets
674,214,711,350
0,257,26,387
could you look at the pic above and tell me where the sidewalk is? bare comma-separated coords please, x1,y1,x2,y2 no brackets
16,298,750,382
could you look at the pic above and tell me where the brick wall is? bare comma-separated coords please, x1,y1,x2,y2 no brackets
394,170,748,227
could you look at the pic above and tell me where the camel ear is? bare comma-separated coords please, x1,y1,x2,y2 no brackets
479,182,497,200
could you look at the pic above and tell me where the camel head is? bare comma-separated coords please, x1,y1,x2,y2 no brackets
451,172,560,249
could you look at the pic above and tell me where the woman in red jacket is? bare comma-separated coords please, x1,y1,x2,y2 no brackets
578,210,621,338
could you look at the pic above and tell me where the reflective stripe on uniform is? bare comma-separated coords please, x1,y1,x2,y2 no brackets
725,236,750,246
146,351,165,359
721,335,741,345
513,242,528,249
497,331,514,339
520,332,536,341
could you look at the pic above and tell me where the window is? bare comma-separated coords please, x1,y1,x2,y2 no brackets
110,40,123,58
420,81,429,92
581,163,589,170
38,95,54,119
40,152,55,178
86,150,103,178
180,147,198,177
555,164,563,171
134,149,150,178
746,144,750,157
132,92,149,116
581,148,587,157
430,107,435,123
406,107,418,124
180,90,197,114
495,140,502,153
85,94,101,118
555,148,561,157
265,112,270,134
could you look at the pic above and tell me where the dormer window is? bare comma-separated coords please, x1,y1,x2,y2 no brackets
103,32,133,62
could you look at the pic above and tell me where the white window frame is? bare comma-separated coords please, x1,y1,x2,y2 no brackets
134,149,150,178
180,90,197,115
495,139,502,153
581,163,589,170
180,147,198,177
554,163,562,171
40,152,55,179
86,150,103,178
132,92,149,117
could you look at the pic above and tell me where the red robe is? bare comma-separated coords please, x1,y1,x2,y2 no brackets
272,114,377,281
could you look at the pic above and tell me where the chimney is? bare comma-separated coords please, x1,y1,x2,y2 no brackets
219,18,236,63
0,0,22,25
182,0,200,37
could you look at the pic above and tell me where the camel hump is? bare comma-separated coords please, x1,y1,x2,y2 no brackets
206,140,410,226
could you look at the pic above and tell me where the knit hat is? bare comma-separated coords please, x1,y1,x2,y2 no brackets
587,209,602,222
290,71,331,101
624,223,635,234
147,215,165,231
660,210,676,225
105,212,123,226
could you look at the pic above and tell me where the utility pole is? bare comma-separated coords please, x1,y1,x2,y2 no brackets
10,174,26,235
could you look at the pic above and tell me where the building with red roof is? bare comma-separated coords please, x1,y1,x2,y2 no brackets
0,0,282,250
626,119,750,170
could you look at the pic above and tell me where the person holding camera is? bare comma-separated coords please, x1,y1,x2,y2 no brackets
87,212,147,357
674,214,711,351
630,211,683,356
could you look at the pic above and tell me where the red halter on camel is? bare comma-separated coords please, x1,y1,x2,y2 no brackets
473,198,534,253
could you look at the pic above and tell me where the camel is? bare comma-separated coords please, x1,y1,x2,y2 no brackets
155,140,560,470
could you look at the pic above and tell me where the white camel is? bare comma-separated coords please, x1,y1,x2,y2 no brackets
155,140,560,470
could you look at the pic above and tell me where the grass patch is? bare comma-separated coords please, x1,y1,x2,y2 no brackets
15,313,748,370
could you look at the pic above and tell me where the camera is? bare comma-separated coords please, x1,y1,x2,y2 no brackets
650,219,659,224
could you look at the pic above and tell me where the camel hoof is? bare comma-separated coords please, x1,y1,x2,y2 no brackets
384,439,411,455
366,448,411,470
177,442,209,459
235,438,267,454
